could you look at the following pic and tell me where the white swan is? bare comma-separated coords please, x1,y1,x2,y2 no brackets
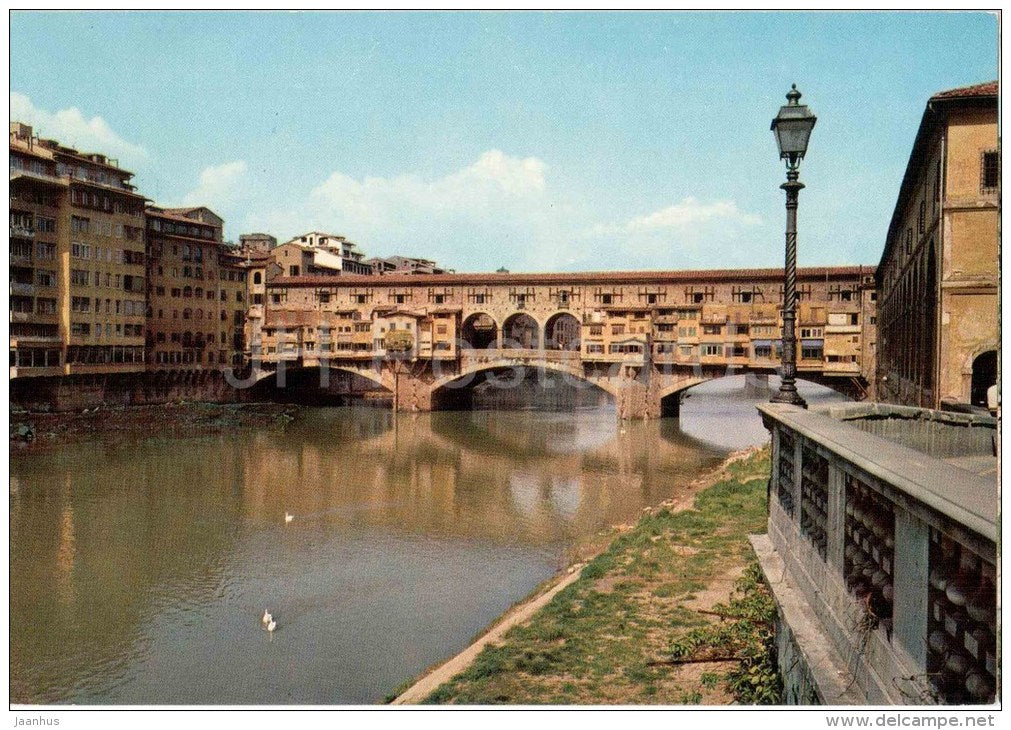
262,610,272,625
266,619,277,633
284,512,294,523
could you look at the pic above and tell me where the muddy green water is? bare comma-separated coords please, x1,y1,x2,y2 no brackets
10,379,844,704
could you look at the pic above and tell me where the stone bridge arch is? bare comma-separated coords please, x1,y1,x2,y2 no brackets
460,312,500,350
428,358,620,410
501,312,541,350
249,362,394,393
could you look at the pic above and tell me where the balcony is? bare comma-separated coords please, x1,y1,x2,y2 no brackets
10,225,34,239
755,402,996,705
9,282,33,296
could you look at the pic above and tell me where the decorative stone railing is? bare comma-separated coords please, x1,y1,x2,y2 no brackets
753,402,997,705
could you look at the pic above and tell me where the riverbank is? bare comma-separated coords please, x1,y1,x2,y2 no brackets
9,401,299,451
392,446,777,705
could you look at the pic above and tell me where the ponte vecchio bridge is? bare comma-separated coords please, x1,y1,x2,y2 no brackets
250,265,876,419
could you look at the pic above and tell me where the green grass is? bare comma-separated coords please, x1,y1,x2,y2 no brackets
420,448,777,705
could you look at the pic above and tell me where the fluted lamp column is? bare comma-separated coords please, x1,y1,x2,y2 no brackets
770,84,816,408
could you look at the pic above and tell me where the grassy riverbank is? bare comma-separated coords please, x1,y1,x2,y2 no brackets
415,446,778,705
9,401,298,451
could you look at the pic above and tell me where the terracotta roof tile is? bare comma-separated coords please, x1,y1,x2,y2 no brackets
931,80,998,100
266,265,874,289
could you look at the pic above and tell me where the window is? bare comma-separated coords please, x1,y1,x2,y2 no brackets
918,200,926,234
36,270,56,287
585,344,604,354
289,265,300,276
701,344,723,357
254,272,262,285
71,269,90,286
981,150,999,193
801,342,824,360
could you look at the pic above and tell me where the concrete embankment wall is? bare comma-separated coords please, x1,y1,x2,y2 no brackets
10,370,244,412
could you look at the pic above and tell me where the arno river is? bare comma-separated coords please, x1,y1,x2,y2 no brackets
10,378,844,704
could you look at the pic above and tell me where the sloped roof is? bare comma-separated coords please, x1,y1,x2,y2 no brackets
265,266,874,289
930,80,998,100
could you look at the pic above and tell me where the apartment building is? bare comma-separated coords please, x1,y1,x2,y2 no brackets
280,231,372,275
238,232,277,255
365,255,452,275
10,122,147,377
875,81,998,409
145,206,246,368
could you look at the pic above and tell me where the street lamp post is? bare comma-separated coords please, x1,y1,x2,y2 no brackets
770,84,817,408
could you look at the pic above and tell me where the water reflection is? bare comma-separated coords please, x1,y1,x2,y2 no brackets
10,377,845,705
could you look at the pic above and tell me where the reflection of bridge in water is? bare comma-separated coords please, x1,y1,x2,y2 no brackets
243,408,731,546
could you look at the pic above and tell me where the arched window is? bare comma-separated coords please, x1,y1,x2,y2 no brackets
183,308,191,320
253,271,262,285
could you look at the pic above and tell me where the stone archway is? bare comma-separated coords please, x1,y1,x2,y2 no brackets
971,350,997,408
545,312,581,351
502,313,540,350
461,312,498,350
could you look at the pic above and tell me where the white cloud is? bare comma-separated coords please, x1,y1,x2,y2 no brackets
308,149,547,223
244,150,558,267
586,196,761,237
576,196,767,270
240,152,767,272
10,92,148,162
180,160,248,207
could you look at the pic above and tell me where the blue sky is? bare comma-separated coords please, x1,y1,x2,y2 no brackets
10,11,998,272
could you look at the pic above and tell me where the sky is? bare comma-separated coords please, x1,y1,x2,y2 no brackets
9,11,998,273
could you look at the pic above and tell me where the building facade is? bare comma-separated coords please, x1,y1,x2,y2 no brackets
875,81,998,409
365,255,452,275
10,122,147,378
251,266,877,416
145,206,247,368
279,231,372,275
238,232,277,254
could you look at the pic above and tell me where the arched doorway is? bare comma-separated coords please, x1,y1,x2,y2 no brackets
502,313,540,350
971,350,997,408
461,313,498,350
545,312,581,351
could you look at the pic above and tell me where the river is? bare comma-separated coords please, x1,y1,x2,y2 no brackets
10,377,845,705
